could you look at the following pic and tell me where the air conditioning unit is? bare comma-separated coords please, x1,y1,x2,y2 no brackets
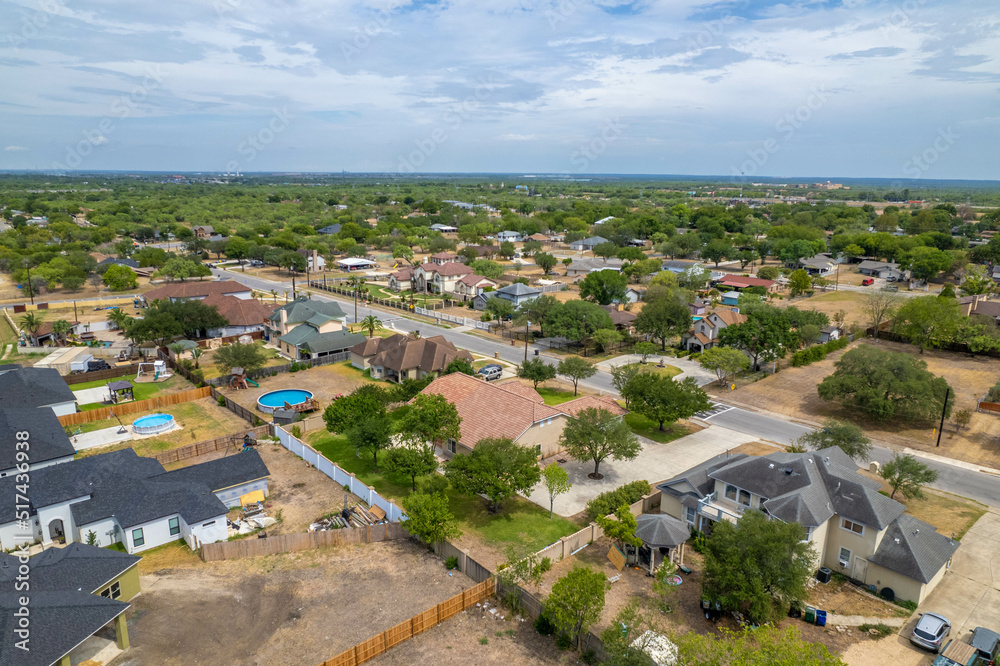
838,560,849,568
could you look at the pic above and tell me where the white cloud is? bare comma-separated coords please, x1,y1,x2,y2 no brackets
4,146,27,152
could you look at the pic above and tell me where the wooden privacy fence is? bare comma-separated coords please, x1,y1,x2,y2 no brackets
153,425,272,465
200,522,408,562
978,393,1000,414
209,386,258,424
63,364,141,385
321,578,495,666
57,386,212,426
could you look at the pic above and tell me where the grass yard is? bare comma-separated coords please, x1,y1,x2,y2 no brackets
200,343,286,380
0,316,17,353
534,386,579,405
75,373,193,409
308,431,579,555
622,361,682,379
623,412,695,444
858,470,987,540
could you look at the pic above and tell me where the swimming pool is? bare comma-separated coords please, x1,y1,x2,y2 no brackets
257,389,314,414
133,413,176,435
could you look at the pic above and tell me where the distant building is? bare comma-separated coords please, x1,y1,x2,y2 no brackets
569,236,609,251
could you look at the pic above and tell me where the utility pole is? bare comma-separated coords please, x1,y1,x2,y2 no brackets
23,259,34,305
524,320,530,361
936,388,950,447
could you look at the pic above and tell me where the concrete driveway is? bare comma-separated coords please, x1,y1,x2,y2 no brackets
525,424,756,516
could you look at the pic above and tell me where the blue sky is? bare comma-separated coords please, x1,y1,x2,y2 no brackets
1,0,997,178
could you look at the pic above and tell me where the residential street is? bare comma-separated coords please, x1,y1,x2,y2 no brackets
213,267,1000,509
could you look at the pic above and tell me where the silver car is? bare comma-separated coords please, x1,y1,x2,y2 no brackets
910,612,951,652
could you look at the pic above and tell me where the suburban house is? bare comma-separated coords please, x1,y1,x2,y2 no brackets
819,325,842,343
527,233,551,243
453,273,497,299
798,254,837,276
464,245,499,258
143,279,252,304
430,223,458,232
317,223,342,235
0,447,270,554
24,318,81,346
336,257,377,271
267,297,357,358
569,236,609,251
298,248,326,271
0,407,76,477
681,309,747,352
858,260,908,281
280,326,365,360
619,287,644,304
418,374,627,457
715,274,778,293
496,230,523,242
491,283,542,307
191,225,214,239
0,543,140,665
658,448,960,605
0,366,78,416
958,294,1000,323
200,294,276,338
565,257,624,277
428,252,460,265
387,266,415,292
91,253,155,278
412,262,477,294
601,304,637,332
267,297,347,339
350,334,472,383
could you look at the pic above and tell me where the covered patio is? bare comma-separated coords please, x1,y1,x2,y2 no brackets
634,513,691,575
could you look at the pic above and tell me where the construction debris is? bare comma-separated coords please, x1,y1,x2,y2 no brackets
309,502,389,532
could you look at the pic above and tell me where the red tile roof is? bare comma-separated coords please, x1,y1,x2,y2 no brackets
557,395,628,418
200,294,276,327
717,275,775,289
420,262,474,277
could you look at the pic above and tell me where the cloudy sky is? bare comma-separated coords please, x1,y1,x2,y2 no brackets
1,0,998,178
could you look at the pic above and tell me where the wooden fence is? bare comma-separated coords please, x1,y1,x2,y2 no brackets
64,364,141,385
200,522,408,562
320,578,496,666
57,386,213,426
153,424,272,465
978,392,1000,414
209,386,259,423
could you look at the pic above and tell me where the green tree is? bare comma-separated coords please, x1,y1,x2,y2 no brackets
623,374,711,432
106,308,132,332
860,289,902,339
881,452,938,500
359,314,382,337
484,296,515,324
700,238,733,267
559,407,640,479
517,357,557,389
579,270,628,305
383,443,439,491
601,600,670,666
400,491,461,545
534,252,557,275
469,259,505,280
102,264,138,291
347,417,392,471
702,509,815,625
610,363,646,409
653,559,680,613
225,237,250,270
699,346,750,386
443,357,475,376
213,342,268,375
126,310,183,346
593,327,622,353
595,504,642,552
556,356,597,396
545,567,609,650
788,268,812,297
893,295,963,351
445,437,541,513
673,626,844,665
631,342,658,364
904,245,953,281
634,297,691,351
756,265,780,280
795,418,872,461
516,295,560,338
540,462,571,519
961,264,994,296
717,308,798,370
817,345,952,422
593,242,619,261
547,300,615,346
953,408,972,432
397,392,462,447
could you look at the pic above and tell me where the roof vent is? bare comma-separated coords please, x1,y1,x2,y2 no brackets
769,463,775,469
807,458,813,464
824,456,830,465
894,537,900,544
835,482,841,492
913,529,920,536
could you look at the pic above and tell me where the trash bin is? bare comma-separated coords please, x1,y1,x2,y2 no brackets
815,610,827,627
805,606,816,624
817,567,832,584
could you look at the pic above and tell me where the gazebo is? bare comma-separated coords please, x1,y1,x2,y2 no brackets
634,513,691,575
107,380,134,404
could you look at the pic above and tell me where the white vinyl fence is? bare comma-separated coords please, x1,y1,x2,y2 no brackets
413,307,495,330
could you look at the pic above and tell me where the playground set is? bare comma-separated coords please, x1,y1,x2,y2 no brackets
229,367,260,390
136,360,172,383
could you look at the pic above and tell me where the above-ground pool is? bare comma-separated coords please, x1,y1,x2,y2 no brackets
257,389,314,414
133,413,176,435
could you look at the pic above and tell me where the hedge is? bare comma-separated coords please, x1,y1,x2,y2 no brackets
585,480,651,521
790,335,849,367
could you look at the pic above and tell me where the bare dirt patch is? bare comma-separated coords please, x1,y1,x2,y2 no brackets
729,440,785,456
806,579,908,619
218,360,374,416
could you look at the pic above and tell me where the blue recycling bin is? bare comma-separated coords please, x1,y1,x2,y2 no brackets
815,610,827,627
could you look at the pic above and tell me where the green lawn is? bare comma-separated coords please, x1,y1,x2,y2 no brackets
309,430,579,552
535,387,580,406
201,343,285,380
0,317,17,355
623,412,693,444
74,374,191,408
623,362,682,379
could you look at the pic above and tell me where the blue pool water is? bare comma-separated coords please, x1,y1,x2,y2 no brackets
259,389,313,407
133,413,175,434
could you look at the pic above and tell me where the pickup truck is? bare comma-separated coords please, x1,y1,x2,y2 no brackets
935,629,1000,666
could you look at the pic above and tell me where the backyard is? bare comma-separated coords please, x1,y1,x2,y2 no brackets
198,342,287,380
218,359,376,416
73,373,194,408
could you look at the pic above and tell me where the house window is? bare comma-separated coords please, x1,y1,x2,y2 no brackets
132,528,144,548
100,581,122,600
447,439,457,454
739,489,751,507
841,519,864,536
685,507,696,523
169,517,180,536
838,547,852,567
725,484,737,501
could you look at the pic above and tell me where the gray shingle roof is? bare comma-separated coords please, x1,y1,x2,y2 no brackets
269,297,346,325
868,514,960,583
0,408,75,470
0,542,139,594
153,449,270,492
635,513,691,548
658,453,749,500
497,283,541,297
0,367,76,409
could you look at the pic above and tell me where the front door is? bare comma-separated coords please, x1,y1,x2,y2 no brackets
853,557,868,583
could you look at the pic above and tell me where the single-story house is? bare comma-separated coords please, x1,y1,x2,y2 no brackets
958,294,1000,322
601,304,638,331
819,325,842,343
620,287,644,304
23,318,81,346
336,257,377,271
317,224,342,235
720,291,741,306
430,223,458,232
350,333,472,383
496,230,523,242
569,236,609,251
0,447,270,554
0,543,141,665
201,294,276,338
280,326,366,360
144,279,252,304
418,374,626,457
658,448,960,605
267,296,347,340
0,407,76,478
91,253,155,278
715,274,778,293
464,245,499,258
858,260,908,281
566,258,624,277
0,366,78,416
526,233,551,243
799,254,837,276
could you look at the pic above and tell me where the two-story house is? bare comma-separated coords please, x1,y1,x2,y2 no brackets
388,266,415,292
412,262,476,294
658,449,959,605
681,309,747,352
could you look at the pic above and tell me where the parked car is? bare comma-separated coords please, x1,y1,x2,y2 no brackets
477,364,502,381
249,260,264,267
861,278,875,286
912,612,952,652
971,627,1000,665
933,639,980,666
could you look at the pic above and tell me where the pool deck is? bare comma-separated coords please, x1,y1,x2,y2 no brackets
71,423,182,451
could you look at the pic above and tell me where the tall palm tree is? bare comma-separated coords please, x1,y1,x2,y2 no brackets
51,320,72,346
107,308,132,331
359,315,383,338
19,312,44,344
191,346,203,369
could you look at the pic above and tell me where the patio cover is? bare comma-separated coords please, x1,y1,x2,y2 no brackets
634,513,690,548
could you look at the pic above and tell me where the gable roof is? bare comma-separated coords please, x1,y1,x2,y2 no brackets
857,260,898,271
0,542,139,594
391,267,415,280
869,514,960,583
496,282,541,297
419,373,562,447
200,294,276,327
708,309,747,327
0,408,75,470
659,452,750,501
420,261,473,277
457,273,494,287
369,335,472,374
800,254,836,269
0,367,76,408
557,394,629,418
317,224,342,234
144,280,250,302
574,236,609,247
567,258,624,273
153,449,270,492
269,297,346,325
280,326,366,354
601,305,638,327
717,275,776,289
349,333,412,358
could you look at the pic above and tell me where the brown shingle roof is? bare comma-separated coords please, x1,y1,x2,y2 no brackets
421,262,473,277
557,395,628,418
710,309,747,326
391,267,414,280
419,373,562,447
200,294,276,327
368,336,472,374
457,274,495,287
144,280,250,302
600,305,637,327
349,333,411,358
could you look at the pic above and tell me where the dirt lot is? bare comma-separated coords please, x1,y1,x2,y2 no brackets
121,540,472,666
805,579,909,619
718,338,1000,468
218,360,374,416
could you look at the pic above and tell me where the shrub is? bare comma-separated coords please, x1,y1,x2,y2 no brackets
891,597,918,612
535,613,556,636
582,649,598,664
291,425,302,439
986,381,1000,403
555,633,573,650
290,362,300,372
689,351,701,360
859,623,894,639
536,557,552,574
585,480,651,521
445,556,459,570
217,395,227,406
